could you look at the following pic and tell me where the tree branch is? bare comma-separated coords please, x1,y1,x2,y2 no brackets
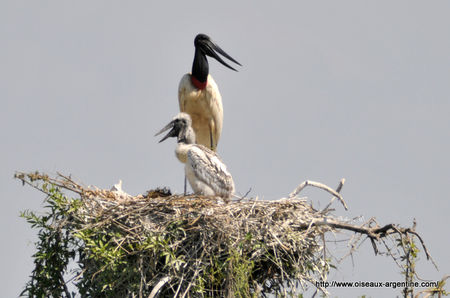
289,179,348,210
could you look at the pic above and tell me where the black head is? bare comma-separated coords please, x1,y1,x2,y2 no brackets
194,34,211,48
193,33,242,71
155,113,195,144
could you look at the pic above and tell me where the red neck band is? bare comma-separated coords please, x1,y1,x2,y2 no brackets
191,76,207,90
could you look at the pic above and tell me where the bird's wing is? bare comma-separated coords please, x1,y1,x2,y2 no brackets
187,145,234,198
205,75,223,150
178,74,191,112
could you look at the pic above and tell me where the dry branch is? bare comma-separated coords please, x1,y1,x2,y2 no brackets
289,179,348,210
15,171,435,297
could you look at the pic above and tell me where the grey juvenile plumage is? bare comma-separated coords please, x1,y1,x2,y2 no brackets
156,113,235,201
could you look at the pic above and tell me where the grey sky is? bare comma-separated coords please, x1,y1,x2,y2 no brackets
1,1,449,296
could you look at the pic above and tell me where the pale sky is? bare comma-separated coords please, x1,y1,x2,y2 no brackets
1,1,449,297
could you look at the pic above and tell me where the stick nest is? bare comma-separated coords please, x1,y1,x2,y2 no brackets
16,171,434,297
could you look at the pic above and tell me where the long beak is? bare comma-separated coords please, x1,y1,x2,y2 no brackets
204,40,242,71
155,121,176,143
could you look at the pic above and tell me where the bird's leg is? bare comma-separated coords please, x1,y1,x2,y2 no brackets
209,129,214,150
184,175,187,196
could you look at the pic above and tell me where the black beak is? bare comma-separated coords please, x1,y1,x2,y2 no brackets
155,120,177,143
202,39,242,71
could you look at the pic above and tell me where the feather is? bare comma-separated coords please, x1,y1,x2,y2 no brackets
178,74,223,151
186,145,234,200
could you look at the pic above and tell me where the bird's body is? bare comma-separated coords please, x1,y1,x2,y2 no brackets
177,143,234,199
178,34,241,151
156,113,235,201
178,73,223,151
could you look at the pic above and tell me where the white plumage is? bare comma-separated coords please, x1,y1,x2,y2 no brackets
156,113,235,201
178,34,241,151
178,73,223,151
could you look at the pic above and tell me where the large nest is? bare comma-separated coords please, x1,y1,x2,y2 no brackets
16,172,434,297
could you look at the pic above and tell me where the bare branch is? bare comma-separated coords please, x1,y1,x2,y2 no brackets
16,171,436,297
289,179,348,210
148,276,172,298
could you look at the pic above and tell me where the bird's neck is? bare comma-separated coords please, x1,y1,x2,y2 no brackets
191,48,209,89
175,142,190,164
177,127,196,145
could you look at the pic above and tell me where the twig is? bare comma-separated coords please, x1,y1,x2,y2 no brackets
16,171,437,297
234,187,252,202
148,276,172,298
322,178,345,212
289,180,348,210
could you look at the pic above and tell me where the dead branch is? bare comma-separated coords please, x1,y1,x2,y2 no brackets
289,179,348,210
15,171,435,297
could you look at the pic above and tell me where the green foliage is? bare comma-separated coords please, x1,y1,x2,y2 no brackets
193,235,258,297
20,184,78,297
397,235,419,298
228,246,256,298
19,193,327,297
18,172,441,297
395,234,448,298
434,277,450,296
19,185,296,297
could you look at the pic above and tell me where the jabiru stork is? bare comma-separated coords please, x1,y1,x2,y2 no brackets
178,33,241,151
156,113,235,201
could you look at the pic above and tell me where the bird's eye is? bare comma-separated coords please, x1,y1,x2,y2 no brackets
175,119,186,125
